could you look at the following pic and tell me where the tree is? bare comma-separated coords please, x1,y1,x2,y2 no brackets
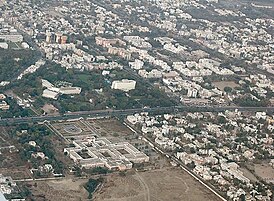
218,116,227,124
224,86,232,93
85,178,103,199
239,194,246,201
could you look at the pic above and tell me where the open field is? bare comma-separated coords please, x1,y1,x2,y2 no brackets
240,167,258,182
25,178,89,201
254,163,274,184
0,167,32,180
213,81,239,91
90,118,134,138
94,167,221,201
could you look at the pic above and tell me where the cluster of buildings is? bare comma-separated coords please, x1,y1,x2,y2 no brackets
17,59,45,80
0,17,29,50
0,174,21,201
0,0,273,199
41,79,82,100
127,110,274,200
2,0,273,107
64,136,149,171
0,94,9,110
0,17,23,43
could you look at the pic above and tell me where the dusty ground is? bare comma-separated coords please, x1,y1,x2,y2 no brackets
213,81,239,91
26,178,89,201
42,104,59,115
240,167,258,182
254,163,274,184
94,167,221,201
91,118,134,138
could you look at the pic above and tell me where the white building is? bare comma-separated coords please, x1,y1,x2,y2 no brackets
59,87,82,95
0,42,8,49
129,59,144,70
64,137,149,171
0,101,9,110
111,79,136,92
187,88,198,98
0,34,23,42
42,89,59,100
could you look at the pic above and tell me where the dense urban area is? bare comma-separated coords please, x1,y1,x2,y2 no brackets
0,0,273,200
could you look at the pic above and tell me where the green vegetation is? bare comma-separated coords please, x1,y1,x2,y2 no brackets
11,124,65,177
233,96,269,107
11,61,175,113
224,86,232,93
85,178,103,199
0,49,40,81
90,167,111,175
0,97,33,118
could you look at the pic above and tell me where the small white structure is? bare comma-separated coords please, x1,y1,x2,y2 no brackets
0,42,8,49
21,42,30,49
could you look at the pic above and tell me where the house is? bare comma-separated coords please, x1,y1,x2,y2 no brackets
0,101,9,110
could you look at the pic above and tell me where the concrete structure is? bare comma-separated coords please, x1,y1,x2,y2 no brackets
21,42,29,49
41,79,54,89
41,79,81,97
0,34,23,42
64,136,149,171
46,32,51,43
61,35,68,44
59,87,82,95
0,42,8,49
55,33,62,44
0,174,16,197
111,79,136,92
42,89,59,100
0,192,7,201
0,101,9,110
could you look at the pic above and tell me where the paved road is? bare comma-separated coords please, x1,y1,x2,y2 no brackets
0,106,273,125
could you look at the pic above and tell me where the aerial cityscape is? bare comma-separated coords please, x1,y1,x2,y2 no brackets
0,0,273,200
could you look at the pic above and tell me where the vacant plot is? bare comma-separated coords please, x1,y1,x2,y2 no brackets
240,167,258,182
91,119,134,138
213,81,239,91
254,163,274,184
94,167,221,201
42,104,59,115
0,166,32,180
26,178,89,201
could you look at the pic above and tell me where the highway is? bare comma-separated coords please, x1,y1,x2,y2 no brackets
0,106,274,125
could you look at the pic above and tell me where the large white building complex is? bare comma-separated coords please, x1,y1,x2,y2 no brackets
41,79,82,99
64,136,149,171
